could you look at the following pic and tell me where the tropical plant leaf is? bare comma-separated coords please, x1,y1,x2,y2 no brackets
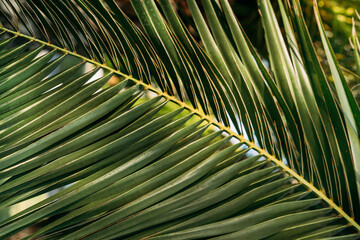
0,0,359,239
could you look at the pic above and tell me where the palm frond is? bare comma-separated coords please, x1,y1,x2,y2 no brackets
0,0,359,239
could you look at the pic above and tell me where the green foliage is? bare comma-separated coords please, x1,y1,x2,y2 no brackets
0,0,359,239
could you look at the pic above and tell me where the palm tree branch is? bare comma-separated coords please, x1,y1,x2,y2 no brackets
1,25,358,232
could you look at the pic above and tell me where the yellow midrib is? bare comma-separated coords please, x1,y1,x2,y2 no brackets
1,26,359,232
